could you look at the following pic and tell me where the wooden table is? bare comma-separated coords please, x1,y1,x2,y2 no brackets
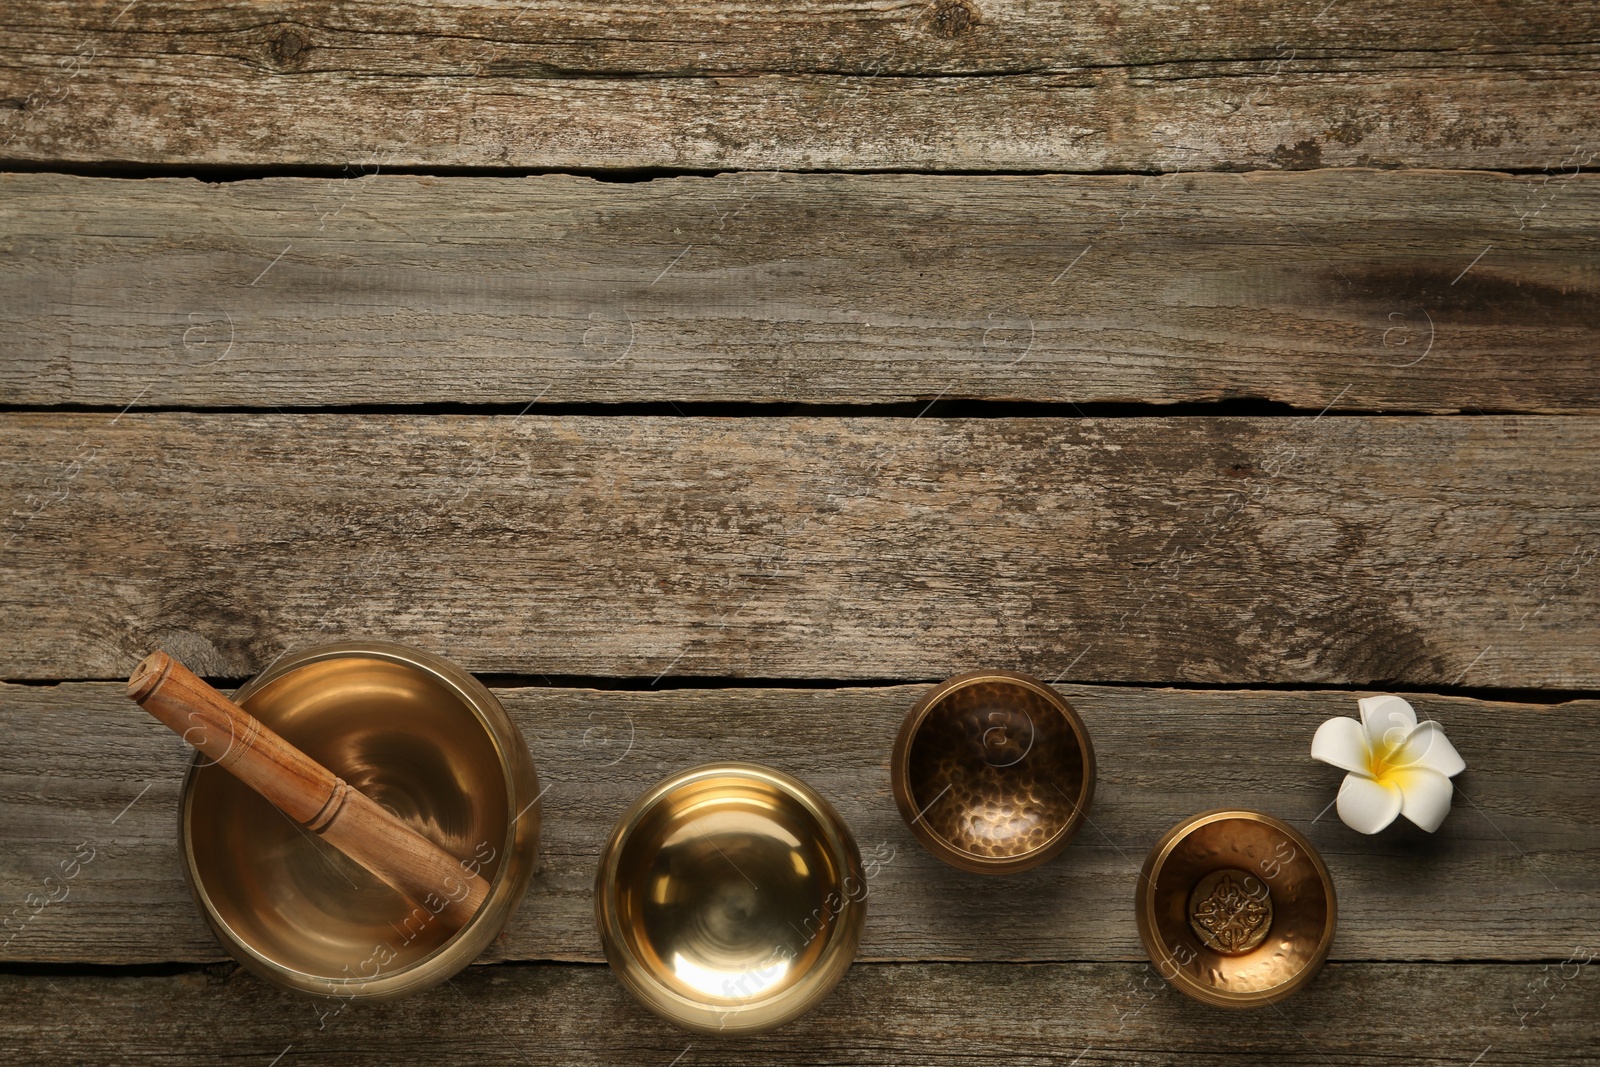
3,2,1598,1063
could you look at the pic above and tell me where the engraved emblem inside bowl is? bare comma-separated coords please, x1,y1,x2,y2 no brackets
1187,868,1273,955
1135,809,1337,1008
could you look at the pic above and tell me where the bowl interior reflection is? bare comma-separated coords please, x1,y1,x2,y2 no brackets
905,676,1089,865
612,771,847,1005
186,655,509,982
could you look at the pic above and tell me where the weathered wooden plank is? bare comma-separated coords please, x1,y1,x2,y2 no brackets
3,682,1593,965
4,70,1592,173
8,0,1596,79
4,170,1598,412
1,1,1595,169
2,961,1594,1065
2,414,1597,687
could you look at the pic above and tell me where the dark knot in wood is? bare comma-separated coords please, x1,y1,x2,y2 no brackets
930,0,978,38
268,26,312,69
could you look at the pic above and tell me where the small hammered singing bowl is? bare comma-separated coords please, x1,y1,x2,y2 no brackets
1136,810,1336,1008
181,641,540,1000
891,670,1095,874
595,763,866,1035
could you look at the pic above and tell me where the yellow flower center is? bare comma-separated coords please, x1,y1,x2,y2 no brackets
1368,735,1405,783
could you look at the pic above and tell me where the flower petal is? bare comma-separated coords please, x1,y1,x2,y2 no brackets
1392,767,1455,832
1312,716,1372,775
1359,695,1417,750
1392,721,1466,778
1337,774,1403,834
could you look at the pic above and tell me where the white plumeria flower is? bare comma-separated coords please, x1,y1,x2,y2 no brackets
1311,695,1466,834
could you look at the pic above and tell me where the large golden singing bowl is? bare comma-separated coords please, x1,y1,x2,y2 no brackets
1136,810,1336,1008
595,763,866,1035
179,641,540,1000
891,670,1095,874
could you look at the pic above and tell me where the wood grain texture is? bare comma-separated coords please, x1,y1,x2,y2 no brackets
2,414,1598,687
3,681,1593,965
4,170,1599,412
2,961,1595,1065
1,2,1595,169
8,0,1597,78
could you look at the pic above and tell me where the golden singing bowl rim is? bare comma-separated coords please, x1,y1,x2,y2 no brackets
594,762,866,1035
890,669,1097,875
178,640,541,1001
1135,809,1337,1009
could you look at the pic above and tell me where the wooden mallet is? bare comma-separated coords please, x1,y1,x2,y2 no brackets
126,650,491,929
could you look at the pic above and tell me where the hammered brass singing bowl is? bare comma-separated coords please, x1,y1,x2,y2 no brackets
1136,810,1336,1008
891,670,1095,874
595,763,866,1035
180,641,540,1000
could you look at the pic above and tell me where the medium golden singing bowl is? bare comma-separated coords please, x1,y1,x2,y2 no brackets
891,670,1095,874
179,641,540,1000
595,763,866,1035
1136,810,1336,1008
